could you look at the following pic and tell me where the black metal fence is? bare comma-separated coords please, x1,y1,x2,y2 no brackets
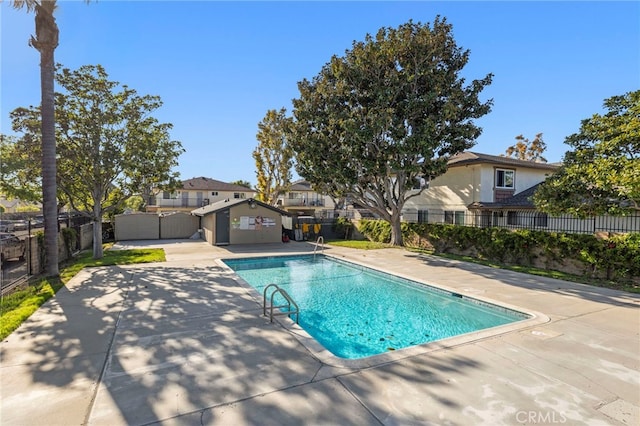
402,210,640,234
1,215,92,295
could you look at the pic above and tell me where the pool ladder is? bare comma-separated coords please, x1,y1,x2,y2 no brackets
313,236,324,260
263,284,299,324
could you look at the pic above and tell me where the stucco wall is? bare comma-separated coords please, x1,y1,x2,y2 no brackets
202,214,214,244
155,190,256,211
405,165,481,213
229,204,283,244
405,163,554,213
478,165,551,199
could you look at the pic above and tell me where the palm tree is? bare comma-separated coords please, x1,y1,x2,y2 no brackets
12,0,60,276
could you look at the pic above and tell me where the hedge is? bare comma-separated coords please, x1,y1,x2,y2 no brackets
356,219,640,282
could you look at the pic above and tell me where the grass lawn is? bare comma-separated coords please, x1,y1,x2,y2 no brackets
325,239,396,250
0,246,165,340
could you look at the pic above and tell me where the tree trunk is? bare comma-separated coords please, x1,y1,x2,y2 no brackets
92,219,104,259
33,3,60,277
389,214,404,246
92,198,104,259
41,48,59,276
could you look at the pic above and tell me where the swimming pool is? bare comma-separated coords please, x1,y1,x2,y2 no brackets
223,255,530,359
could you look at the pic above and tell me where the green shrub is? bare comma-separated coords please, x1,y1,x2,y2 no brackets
61,227,77,257
357,219,391,243
357,221,640,283
332,217,353,239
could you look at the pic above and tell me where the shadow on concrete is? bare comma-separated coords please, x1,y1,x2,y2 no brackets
405,252,640,309
3,253,489,425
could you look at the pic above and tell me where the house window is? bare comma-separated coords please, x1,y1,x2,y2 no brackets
162,191,177,199
507,211,518,225
444,210,465,225
234,193,245,199
211,191,218,196
417,210,429,223
495,169,515,189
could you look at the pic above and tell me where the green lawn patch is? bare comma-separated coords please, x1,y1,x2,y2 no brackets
326,239,396,250
60,248,165,282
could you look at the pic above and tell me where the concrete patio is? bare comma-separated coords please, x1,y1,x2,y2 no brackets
1,239,638,425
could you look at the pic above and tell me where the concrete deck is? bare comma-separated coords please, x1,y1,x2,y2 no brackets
1,239,638,425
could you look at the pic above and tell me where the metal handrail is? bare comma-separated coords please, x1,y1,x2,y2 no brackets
263,283,299,324
270,288,299,324
313,236,324,260
263,283,280,316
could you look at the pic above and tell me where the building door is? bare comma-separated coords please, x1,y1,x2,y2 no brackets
215,209,230,245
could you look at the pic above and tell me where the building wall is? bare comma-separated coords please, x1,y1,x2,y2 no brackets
228,204,283,244
150,189,255,212
405,165,481,213
478,165,551,198
202,214,215,244
277,190,337,217
405,163,553,215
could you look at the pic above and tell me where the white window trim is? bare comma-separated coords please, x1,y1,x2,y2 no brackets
495,168,515,189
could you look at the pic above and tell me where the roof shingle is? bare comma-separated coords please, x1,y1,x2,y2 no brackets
448,152,560,171
181,177,253,192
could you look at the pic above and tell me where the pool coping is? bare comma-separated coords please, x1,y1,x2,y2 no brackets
5,240,637,426
216,253,550,370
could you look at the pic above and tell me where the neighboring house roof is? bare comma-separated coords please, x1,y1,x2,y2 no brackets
468,183,543,210
181,177,253,192
191,197,291,217
448,152,560,171
0,198,20,210
288,180,313,191
0,197,42,212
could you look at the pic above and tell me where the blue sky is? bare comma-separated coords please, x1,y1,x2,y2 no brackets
2,1,639,186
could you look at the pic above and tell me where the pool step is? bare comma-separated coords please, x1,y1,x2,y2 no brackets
263,283,299,324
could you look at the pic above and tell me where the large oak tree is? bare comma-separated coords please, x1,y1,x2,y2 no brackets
289,18,492,245
9,64,184,258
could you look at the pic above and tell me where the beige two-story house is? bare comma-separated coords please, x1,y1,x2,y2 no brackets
402,152,560,226
146,177,256,213
276,180,337,218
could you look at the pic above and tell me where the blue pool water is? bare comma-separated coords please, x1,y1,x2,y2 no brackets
223,255,528,359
